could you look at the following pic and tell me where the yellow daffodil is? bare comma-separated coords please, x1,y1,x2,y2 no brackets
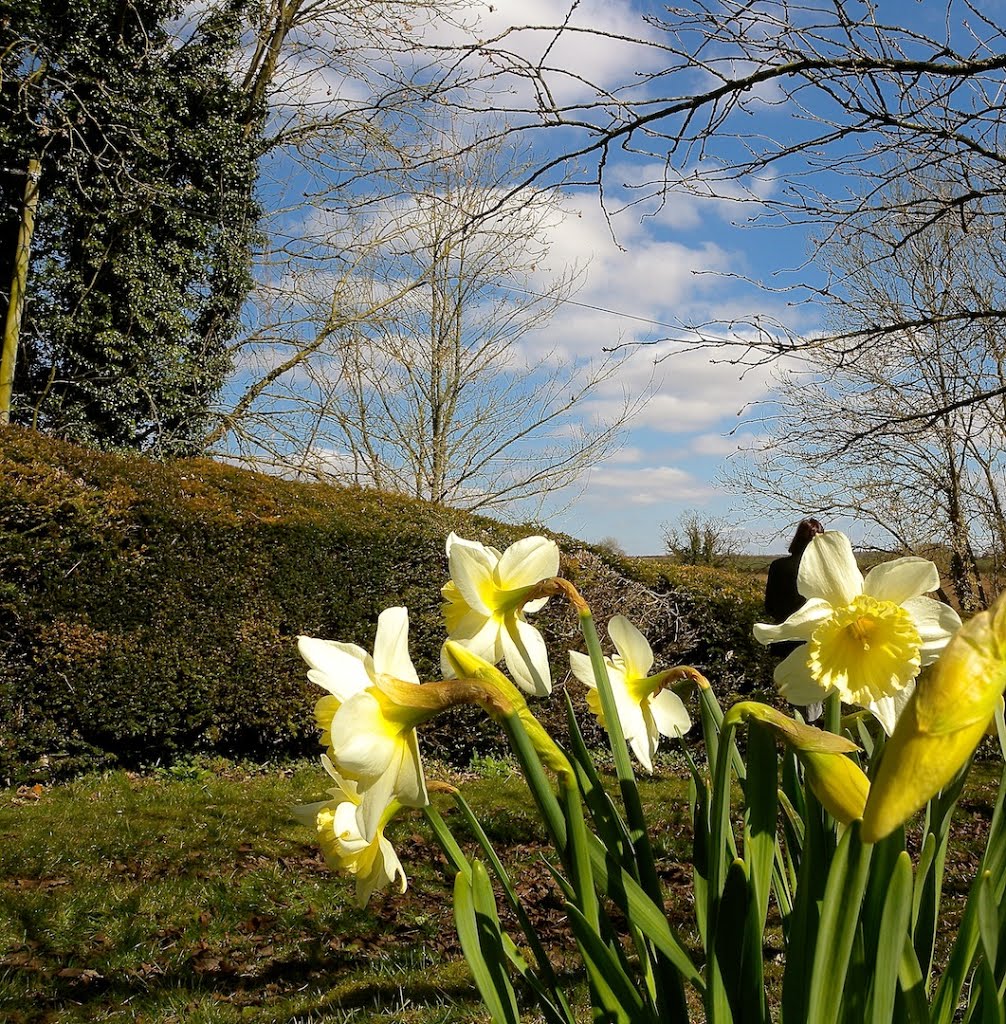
753,532,960,734
569,615,691,773
294,755,407,907
862,593,1006,843
440,532,559,696
298,607,427,842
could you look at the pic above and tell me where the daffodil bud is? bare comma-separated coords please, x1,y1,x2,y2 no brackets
862,593,1006,843
800,749,870,825
723,701,860,754
724,701,869,823
442,640,572,779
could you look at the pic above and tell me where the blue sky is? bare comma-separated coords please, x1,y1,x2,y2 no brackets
225,0,967,555
454,0,977,555
442,0,828,554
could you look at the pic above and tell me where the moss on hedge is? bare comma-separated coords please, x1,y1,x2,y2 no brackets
0,427,773,783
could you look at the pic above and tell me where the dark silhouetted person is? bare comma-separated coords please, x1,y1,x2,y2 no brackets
764,518,824,717
765,518,825,633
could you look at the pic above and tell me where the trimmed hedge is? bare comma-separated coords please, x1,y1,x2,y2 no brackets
0,428,774,783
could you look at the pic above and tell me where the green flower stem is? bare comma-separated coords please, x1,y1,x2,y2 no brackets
448,789,565,996
427,802,572,1023
578,610,665,896
824,691,842,735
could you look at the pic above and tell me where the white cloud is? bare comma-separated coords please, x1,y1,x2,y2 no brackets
692,430,760,456
583,464,719,506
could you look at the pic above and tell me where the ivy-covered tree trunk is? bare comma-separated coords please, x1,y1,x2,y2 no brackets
0,0,261,454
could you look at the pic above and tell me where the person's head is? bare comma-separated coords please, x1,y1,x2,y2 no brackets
789,517,824,554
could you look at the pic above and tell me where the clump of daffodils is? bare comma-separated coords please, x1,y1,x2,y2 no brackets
754,531,961,733
294,534,565,903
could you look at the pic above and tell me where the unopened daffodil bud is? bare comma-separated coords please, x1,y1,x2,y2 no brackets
862,593,1006,843
800,749,870,825
442,640,572,779
724,701,869,824
723,701,860,754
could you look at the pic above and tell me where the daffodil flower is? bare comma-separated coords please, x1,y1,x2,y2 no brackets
298,607,427,842
294,755,407,907
569,615,691,773
753,532,961,734
440,532,559,696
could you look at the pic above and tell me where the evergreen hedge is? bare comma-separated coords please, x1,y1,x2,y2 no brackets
0,428,773,783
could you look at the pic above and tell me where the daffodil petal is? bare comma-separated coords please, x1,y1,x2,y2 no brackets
523,596,549,614
649,688,691,738
292,799,330,827
608,615,654,680
333,800,369,851
753,598,833,645
447,537,497,615
355,764,398,845
329,692,398,781
393,730,428,809
495,536,559,589
798,532,863,606
774,646,831,705
447,614,502,667
373,607,419,684
636,709,659,775
442,599,490,644
299,637,374,698
356,835,407,906
868,683,915,736
501,616,552,695
901,596,962,665
614,693,652,772
864,557,940,605
569,650,596,688
320,753,360,800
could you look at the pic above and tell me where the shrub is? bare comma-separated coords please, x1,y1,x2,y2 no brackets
0,428,774,783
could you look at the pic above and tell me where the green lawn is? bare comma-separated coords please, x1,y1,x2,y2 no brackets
0,757,694,1023
1,755,998,1023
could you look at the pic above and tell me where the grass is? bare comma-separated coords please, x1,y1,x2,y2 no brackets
0,753,999,1023
0,756,693,1023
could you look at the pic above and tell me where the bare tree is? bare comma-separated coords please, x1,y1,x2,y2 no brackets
733,179,1006,610
442,1,1006,426
662,509,739,567
220,126,641,514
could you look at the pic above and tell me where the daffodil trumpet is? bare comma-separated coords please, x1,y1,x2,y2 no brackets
862,593,1006,843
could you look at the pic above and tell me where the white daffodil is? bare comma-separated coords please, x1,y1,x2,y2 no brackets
569,615,692,773
298,607,427,842
440,532,559,696
294,755,407,907
753,531,962,734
